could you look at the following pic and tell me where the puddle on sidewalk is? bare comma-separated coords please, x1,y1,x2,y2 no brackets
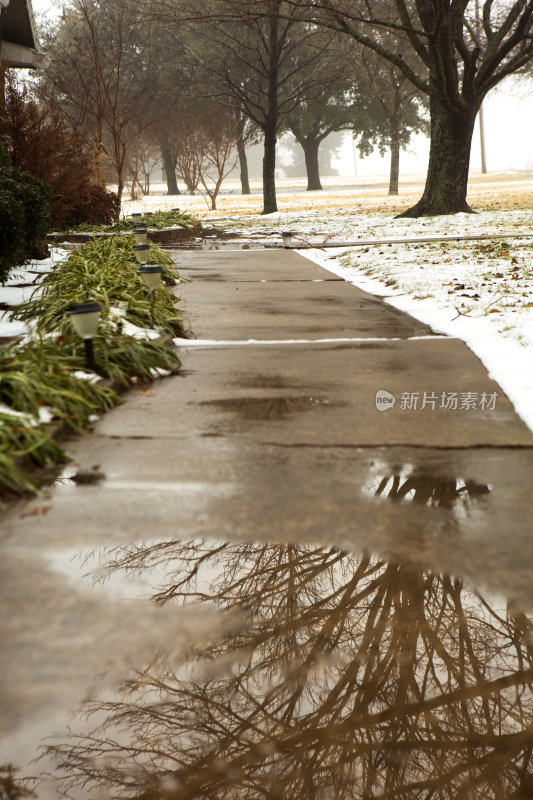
3,536,533,799
199,395,335,420
53,464,106,488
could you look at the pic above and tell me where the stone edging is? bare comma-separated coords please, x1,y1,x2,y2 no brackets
48,223,203,245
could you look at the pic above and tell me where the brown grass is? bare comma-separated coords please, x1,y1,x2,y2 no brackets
123,171,533,219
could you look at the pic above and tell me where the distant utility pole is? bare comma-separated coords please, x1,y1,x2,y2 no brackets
475,0,488,174
478,103,487,174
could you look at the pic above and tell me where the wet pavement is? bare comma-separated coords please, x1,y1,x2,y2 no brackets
1,248,533,798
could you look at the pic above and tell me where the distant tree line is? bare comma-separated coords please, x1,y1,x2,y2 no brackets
5,0,533,217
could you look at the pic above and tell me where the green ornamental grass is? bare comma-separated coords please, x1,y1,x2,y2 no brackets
1,235,185,504
55,209,199,234
10,235,185,336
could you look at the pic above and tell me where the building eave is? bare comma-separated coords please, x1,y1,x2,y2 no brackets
0,39,46,68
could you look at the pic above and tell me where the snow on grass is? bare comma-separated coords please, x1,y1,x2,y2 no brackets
0,248,68,338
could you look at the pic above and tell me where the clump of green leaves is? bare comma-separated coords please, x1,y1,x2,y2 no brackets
0,338,119,431
0,336,121,503
57,209,199,234
1,236,185,505
10,236,185,336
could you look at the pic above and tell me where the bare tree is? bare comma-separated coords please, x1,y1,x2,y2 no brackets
40,0,165,201
288,0,533,216
195,104,239,210
125,134,161,199
284,35,365,191
154,0,346,213
235,109,258,195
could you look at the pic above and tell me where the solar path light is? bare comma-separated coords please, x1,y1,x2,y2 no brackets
138,265,163,325
281,231,294,248
132,243,151,263
66,301,101,372
133,228,148,245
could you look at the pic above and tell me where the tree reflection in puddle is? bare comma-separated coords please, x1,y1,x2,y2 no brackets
43,541,533,799
363,463,492,508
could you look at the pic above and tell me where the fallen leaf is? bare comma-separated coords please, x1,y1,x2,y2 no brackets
22,505,51,517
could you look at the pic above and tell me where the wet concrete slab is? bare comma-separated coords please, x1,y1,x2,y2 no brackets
175,247,338,282
177,278,434,339
94,340,532,447
2,247,533,798
2,435,530,605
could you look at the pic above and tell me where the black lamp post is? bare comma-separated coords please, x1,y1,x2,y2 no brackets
67,301,101,371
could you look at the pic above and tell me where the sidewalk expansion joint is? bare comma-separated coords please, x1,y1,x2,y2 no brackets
172,336,449,347
94,434,533,451
250,442,533,451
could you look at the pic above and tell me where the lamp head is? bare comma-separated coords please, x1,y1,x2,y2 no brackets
66,301,101,339
133,243,151,263
138,264,163,290
133,228,148,245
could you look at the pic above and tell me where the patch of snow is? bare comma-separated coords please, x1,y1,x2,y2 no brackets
38,407,55,424
73,370,102,383
0,314,29,338
0,404,39,426
120,319,161,339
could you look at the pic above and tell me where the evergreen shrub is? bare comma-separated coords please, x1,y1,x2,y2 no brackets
0,147,53,282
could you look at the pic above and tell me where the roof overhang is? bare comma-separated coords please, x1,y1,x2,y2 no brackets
0,0,46,69
1,39,46,68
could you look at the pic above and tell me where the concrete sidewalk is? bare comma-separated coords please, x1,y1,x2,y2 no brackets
1,247,533,770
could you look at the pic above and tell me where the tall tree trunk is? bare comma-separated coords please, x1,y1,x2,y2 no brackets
237,131,251,195
398,97,478,218
302,138,323,191
262,124,277,214
388,121,400,196
161,145,180,195
0,67,6,112
262,5,279,215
